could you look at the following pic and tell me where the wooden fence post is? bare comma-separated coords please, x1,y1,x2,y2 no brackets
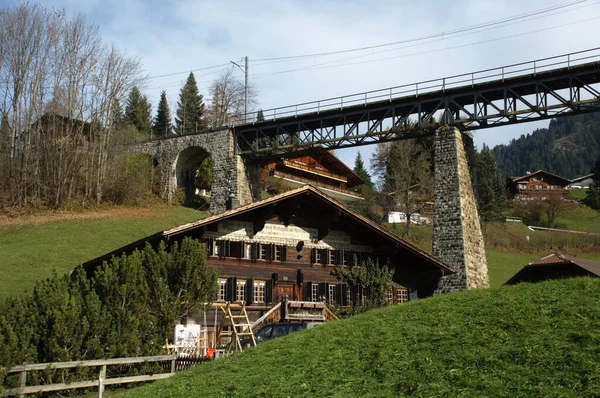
98,365,106,398
18,369,27,398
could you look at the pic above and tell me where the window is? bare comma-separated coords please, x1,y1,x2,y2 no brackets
397,288,409,304
230,241,244,258
342,251,348,266
312,284,319,302
246,243,251,259
218,278,227,301
254,280,266,303
328,285,336,305
260,244,267,260
236,280,247,302
386,289,394,303
315,250,322,264
346,288,351,306
329,250,336,265
275,245,286,261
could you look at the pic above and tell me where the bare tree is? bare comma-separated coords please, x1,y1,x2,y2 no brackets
372,136,434,236
0,4,143,209
205,68,258,128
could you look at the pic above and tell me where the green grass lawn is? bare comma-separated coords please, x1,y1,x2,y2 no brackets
124,277,600,397
0,206,207,301
569,187,587,200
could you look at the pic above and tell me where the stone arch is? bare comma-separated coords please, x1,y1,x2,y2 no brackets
174,146,213,205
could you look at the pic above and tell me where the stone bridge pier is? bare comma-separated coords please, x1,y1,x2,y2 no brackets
433,126,489,293
128,128,260,214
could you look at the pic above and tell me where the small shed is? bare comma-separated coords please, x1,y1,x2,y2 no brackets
504,253,600,285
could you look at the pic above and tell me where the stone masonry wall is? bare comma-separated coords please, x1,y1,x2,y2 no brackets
433,126,489,294
129,128,258,213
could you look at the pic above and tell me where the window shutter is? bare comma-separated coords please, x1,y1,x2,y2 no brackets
318,282,327,302
335,284,343,305
224,240,231,257
335,250,341,265
270,244,275,262
348,252,355,266
247,278,254,305
206,238,214,256
251,242,258,261
310,248,316,264
217,241,225,259
305,282,313,301
280,245,287,262
340,284,348,306
265,279,274,303
321,250,328,265
226,277,236,302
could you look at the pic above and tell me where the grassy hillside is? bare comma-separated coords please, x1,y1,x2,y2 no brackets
2,204,598,301
0,206,207,300
124,278,600,398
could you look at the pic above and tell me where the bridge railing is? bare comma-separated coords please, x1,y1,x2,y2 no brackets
236,47,600,125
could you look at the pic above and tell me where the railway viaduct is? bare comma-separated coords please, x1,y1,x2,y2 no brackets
127,47,600,293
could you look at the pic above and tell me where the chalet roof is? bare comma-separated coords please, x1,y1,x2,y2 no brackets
511,170,571,185
276,148,364,186
570,173,594,183
504,252,600,285
82,185,453,275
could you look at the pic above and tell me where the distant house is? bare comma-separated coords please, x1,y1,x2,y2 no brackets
571,173,594,189
504,253,600,285
261,149,364,202
509,170,571,200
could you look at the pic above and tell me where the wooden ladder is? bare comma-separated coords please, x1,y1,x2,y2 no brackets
216,302,257,353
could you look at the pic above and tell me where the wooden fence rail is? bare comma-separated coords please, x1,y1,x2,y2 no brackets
3,354,177,398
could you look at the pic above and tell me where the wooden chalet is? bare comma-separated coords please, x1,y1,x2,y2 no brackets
83,185,452,345
504,253,600,285
510,170,571,200
262,149,364,202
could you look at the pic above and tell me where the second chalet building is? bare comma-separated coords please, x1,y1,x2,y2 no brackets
84,185,452,325
261,148,364,202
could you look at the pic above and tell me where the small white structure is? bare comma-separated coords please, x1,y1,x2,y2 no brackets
387,212,431,225
172,324,208,357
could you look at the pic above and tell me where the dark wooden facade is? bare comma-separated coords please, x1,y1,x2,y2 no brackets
83,185,452,327
262,149,364,201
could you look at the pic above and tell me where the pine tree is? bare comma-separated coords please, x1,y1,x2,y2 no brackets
583,157,600,210
475,145,508,222
124,86,152,139
256,109,265,122
175,72,206,134
353,151,374,189
152,91,173,138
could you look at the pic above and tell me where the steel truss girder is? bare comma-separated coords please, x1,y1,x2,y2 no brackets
235,62,600,157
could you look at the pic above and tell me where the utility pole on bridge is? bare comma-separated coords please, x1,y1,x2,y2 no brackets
231,56,249,123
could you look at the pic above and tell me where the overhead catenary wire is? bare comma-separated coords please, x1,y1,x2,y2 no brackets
251,14,600,80
140,0,593,84
250,0,590,64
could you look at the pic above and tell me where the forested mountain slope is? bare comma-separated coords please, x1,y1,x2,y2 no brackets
492,112,600,179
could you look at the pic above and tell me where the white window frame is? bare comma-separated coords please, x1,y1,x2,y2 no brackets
236,280,247,302
328,284,336,305
218,278,227,302
254,280,266,303
311,284,319,302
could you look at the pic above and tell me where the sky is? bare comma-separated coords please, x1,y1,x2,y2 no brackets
14,0,600,173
